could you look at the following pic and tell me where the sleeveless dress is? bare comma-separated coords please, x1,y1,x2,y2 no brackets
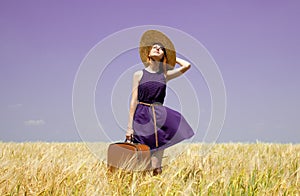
133,69,194,150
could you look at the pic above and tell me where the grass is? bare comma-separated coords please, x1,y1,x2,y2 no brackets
0,142,299,195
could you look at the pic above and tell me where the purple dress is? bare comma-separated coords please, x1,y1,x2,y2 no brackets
133,69,194,150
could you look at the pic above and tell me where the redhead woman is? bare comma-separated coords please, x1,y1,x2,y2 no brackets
126,30,194,175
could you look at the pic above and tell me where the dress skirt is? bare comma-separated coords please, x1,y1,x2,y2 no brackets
133,104,194,150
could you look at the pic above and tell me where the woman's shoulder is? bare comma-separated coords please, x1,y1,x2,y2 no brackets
133,70,143,81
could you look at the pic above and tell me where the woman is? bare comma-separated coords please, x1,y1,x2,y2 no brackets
126,30,194,175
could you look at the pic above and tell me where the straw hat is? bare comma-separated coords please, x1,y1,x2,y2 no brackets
139,30,176,69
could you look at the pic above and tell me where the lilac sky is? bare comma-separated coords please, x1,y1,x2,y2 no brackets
1,1,299,143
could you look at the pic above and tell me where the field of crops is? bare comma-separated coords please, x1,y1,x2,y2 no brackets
0,142,299,195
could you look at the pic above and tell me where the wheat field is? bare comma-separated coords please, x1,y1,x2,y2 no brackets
0,142,299,195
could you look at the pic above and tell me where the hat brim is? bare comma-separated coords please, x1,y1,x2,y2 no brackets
139,30,176,69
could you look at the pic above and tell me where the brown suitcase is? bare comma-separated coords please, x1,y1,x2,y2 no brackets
107,142,151,172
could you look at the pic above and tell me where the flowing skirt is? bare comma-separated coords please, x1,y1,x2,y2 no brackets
133,104,194,150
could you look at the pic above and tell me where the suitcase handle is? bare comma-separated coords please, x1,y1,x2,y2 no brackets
125,134,134,143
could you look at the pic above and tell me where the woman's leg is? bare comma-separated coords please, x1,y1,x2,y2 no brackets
151,149,164,175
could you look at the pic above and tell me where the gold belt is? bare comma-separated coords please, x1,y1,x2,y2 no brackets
138,102,162,148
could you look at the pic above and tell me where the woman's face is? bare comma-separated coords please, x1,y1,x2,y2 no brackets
148,44,165,61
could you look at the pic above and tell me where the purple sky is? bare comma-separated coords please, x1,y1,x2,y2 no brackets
1,1,299,143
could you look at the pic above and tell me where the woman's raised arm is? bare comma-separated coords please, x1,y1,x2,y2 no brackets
165,57,191,82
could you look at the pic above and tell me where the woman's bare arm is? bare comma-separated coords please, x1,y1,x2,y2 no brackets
165,57,191,82
126,70,143,139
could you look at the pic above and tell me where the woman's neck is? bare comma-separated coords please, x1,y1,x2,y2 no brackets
147,60,161,73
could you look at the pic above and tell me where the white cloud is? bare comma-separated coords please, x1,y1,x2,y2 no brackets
24,119,46,126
